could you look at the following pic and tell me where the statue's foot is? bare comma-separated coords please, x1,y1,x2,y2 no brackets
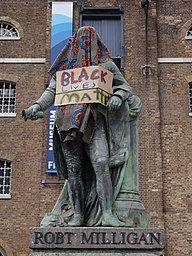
102,214,125,227
68,214,84,227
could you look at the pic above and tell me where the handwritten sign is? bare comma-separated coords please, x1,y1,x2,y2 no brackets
55,88,111,106
55,66,113,106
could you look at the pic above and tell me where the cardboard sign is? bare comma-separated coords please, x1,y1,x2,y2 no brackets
55,88,112,106
55,66,113,106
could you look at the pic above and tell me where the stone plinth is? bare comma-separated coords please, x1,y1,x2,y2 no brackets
29,227,164,255
30,252,164,256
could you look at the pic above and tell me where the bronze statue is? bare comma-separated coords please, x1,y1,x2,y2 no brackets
23,26,145,227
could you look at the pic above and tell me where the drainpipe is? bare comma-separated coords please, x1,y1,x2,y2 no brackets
141,0,152,76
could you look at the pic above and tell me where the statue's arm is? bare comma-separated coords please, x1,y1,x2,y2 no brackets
22,78,56,120
35,78,56,111
103,61,132,112
104,61,132,100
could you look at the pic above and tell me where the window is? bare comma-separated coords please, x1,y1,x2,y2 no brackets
185,24,192,39
0,22,20,40
189,82,192,115
0,247,7,256
0,242,11,256
0,159,12,199
80,7,124,72
0,81,16,116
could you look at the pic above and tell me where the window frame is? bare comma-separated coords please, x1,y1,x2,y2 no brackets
80,7,124,73
185,24,192,40
0,22,20,40
0,81,16,117
0,159,12,199
0,251,6,256
189,82,192,116
0,17,23,41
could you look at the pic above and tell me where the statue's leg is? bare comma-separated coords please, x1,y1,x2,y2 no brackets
63,135,84,226
85,114,124,227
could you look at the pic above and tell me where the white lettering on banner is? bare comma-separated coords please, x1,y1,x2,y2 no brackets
48,161,56,169
49,110,55,151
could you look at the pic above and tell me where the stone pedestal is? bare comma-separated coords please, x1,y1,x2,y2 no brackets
30,252,164,256
111,118,149,228
29,227,164,256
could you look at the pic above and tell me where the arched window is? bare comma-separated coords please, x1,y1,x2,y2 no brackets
0,22,19,39
185,24,192,39
0,81,16,116
0,159,12,199
0,246,7,256
0,240,13,256
189,82,192,114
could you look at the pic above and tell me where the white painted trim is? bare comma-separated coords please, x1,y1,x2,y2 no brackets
0,113,16,117
0,58,46,63
185,36,192,40
0,194,11,199
189,113,192,117
0,37,20,40
158,58,192,63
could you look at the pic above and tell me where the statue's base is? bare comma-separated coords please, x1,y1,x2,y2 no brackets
30,251,164,256
113,200,149,227
29,227,164,255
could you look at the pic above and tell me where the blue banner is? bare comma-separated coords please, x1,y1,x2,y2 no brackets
46,2,73,173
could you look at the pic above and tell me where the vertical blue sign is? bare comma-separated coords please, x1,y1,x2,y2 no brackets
46,2,73,173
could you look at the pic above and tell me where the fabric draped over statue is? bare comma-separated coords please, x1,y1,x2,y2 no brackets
49,26,111,78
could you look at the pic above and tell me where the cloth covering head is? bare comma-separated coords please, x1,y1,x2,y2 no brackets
48,26,111,78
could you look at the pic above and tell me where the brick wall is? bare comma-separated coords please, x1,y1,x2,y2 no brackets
157,1,192,255
0,1,48,255
0,0,192,256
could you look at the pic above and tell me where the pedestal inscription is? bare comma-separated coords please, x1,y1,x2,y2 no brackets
29,228,164,250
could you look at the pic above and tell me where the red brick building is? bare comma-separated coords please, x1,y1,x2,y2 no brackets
0,0,191,255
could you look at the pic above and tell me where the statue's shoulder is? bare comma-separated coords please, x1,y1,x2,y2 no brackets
100,61,118,73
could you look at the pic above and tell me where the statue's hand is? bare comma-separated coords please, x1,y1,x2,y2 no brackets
107,95,122,112
22,104,43,121
30,104,42,120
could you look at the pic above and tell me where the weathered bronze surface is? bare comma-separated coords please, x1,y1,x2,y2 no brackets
23,26,149,227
